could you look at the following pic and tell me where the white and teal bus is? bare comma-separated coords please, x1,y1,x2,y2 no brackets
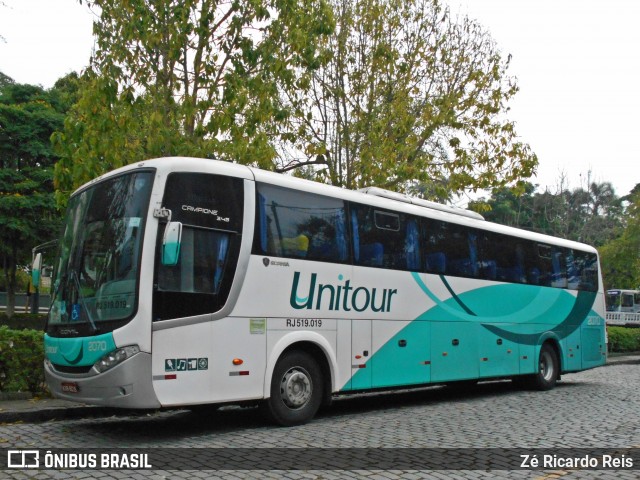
605,289,640,326
44,157,606,426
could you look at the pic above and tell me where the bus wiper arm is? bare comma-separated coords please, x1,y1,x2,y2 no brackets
71,270,99,334
44,274,65,328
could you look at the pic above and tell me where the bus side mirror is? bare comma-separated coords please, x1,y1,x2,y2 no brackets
162,222,182,266
31,252,43,288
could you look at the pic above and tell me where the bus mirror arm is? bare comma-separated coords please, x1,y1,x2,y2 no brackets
161,221,183,266
153,207,172,223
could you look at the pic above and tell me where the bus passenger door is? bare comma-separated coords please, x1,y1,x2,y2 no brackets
349,320,371,390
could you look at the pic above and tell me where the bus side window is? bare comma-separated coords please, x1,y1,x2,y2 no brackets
351,204,386,267
423,219,448,274
405,219,421,271
254,184,348,263
551,248,567,288
571,250,599,292
351,203,418,270
535,244,554,287
422,220,476,278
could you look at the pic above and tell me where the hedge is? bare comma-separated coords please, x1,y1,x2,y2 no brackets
607,326,640,353
0,326,46,395
0,313,47,331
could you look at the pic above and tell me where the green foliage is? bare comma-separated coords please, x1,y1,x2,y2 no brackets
0,75,74,314
0,71,13,88
607,326,640,353
0,268,29,293
56,0,537,203
54,0,334,207
0,326,46,394
0,84,63,167
282,0,537,196
599,187,640,290
470,177,629,291
471,179,623,247
0,313,47,331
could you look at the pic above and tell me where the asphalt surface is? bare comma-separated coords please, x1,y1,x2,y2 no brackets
1,353,638,424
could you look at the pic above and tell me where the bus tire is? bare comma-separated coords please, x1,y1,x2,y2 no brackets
263,351,323,426
531,343,559,391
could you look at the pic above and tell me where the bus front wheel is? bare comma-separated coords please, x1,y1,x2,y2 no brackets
264,351,323,426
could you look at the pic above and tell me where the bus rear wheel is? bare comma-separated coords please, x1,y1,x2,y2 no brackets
516,343,559,391
534,343,559,390
264,351,323,426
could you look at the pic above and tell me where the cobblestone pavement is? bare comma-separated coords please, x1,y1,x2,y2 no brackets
2,363,640,479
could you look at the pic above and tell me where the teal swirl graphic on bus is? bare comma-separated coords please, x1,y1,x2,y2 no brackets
410,272,598,343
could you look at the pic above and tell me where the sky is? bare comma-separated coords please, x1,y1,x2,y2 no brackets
0,0,639,197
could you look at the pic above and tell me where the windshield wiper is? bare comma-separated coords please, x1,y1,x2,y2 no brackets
44,274,65,329
70,269,99,334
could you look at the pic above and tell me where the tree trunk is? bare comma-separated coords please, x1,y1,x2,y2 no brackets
3,247,18,318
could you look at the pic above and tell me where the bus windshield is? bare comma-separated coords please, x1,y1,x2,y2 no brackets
48,171,154,334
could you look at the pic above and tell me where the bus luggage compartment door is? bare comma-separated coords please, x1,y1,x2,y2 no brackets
370,320,431,388
430,321,478,382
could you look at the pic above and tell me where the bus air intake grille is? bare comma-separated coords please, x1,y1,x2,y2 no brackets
52,364,93,374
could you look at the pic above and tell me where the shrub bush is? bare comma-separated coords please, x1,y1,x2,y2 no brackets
607,326,640,353
0,326,46,394
0,313,47,330
0,268,30,293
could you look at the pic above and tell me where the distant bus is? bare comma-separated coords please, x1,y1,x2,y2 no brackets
44,157,607,426
605,289,640,327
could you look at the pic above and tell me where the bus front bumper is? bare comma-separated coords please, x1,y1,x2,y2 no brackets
44,352,161,409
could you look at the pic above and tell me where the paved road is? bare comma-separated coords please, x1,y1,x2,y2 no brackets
2,363,640,479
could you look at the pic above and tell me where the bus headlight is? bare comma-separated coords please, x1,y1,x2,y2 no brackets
93,345,140,374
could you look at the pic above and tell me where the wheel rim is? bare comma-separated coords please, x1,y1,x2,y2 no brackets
539,350,554,382
280,367,312,409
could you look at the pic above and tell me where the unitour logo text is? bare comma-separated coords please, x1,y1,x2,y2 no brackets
290,272,397,313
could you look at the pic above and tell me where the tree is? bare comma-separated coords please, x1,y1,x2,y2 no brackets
567,181,622,247
0,72,12,88
0,74,77,316
55,0,537,205
600,185,640,290
53,0,334,205
473,177,623,247
469,183,536,229
276,0,537,196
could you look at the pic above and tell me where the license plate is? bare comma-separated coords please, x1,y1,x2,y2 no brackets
61,382,80,393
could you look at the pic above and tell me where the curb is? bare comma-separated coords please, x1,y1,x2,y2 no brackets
0,406,125,424
604,357,640,367
0,392,32,401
